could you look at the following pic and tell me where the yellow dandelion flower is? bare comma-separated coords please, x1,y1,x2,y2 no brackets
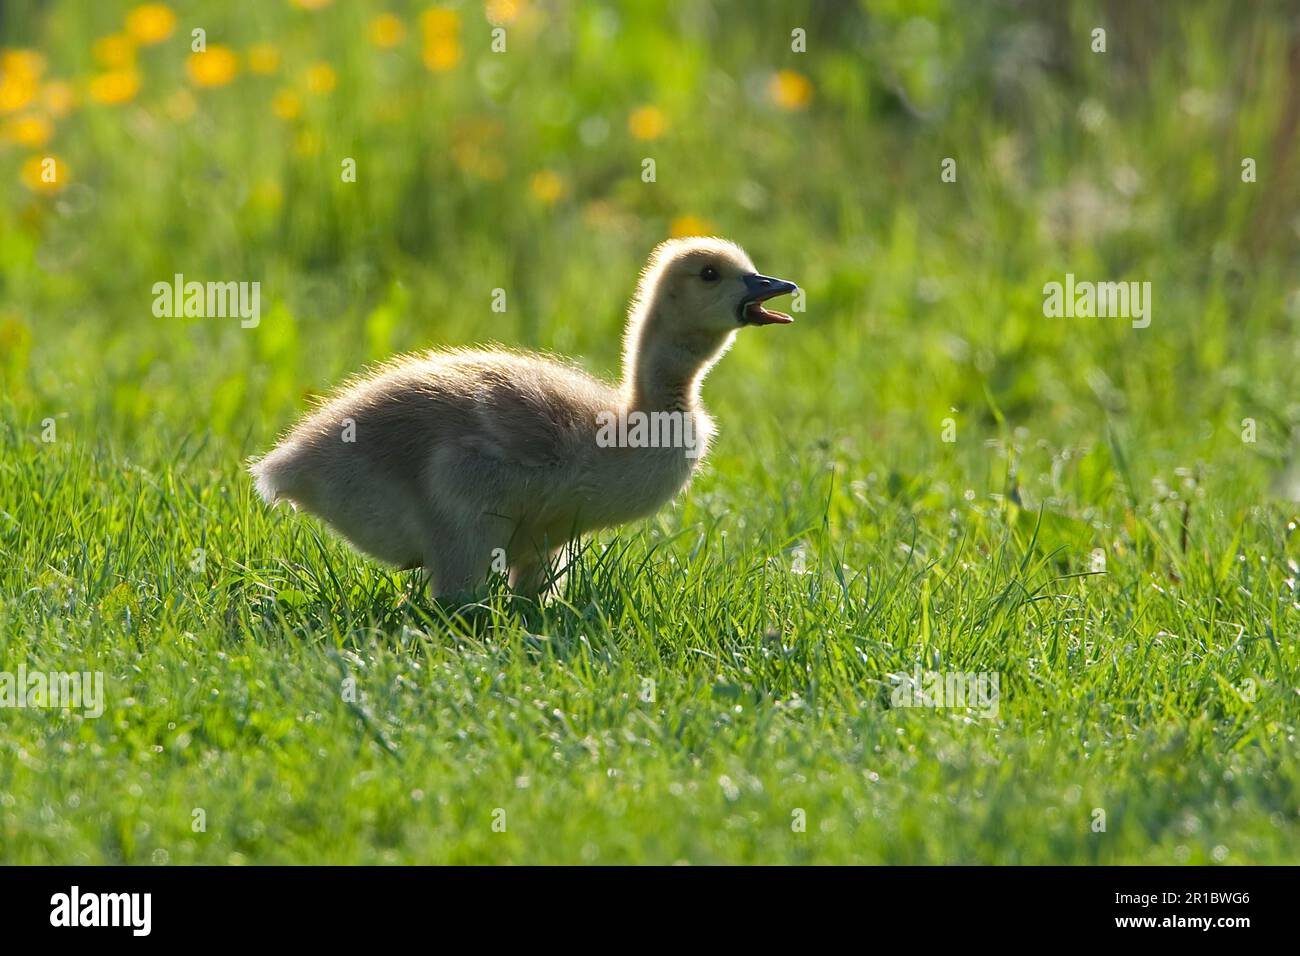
290,0,332,9
3,114,52,147
187,46,239,88
20,154,68,194
451,142,477,171
0,51,43,113
0,75,36,112
42,81,77,118
294,128,322,156
165,88,197,121
478,154,506,180
452,117,502,145
304,62,336,94
421,7,460,40
1,50,46,80
272,88,302,120
628,105,667,141
247,44,280,75
769,69,812,111
88,69,141,105
528,169,564,205
451,135,505,180
485,0,524,26
370,13,406,48
420,7,461,70
0,81,36,112
93,34,137,69
422,38,461,72
670,215,715,238
125,5,177,46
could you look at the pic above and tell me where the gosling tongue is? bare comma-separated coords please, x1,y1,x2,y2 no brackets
743,302,794,325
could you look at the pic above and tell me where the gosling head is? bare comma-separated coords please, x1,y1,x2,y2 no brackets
633,237,799,338
622,237,798,404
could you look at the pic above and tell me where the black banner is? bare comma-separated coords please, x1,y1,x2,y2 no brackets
0,865,1282,942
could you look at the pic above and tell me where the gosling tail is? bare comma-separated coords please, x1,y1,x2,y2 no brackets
249,445,304,507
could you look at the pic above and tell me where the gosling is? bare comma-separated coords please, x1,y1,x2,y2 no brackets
250,237,797,599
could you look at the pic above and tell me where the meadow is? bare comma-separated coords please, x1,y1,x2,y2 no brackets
1,0,1298,864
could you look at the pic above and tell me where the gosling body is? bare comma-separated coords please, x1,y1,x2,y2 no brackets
251,238,796,597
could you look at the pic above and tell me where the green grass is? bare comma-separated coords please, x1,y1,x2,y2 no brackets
1,0,1298,863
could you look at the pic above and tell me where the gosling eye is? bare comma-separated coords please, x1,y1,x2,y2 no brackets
701,266,720,282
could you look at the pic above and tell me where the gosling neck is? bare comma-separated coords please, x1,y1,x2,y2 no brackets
623,309,733,414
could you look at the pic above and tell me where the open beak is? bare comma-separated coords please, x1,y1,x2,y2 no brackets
738,272,798,325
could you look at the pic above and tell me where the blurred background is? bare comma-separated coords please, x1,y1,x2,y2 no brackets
2,0,1299,502
3,0,1300,866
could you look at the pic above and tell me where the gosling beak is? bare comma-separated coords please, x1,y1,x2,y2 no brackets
738,273,798,325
